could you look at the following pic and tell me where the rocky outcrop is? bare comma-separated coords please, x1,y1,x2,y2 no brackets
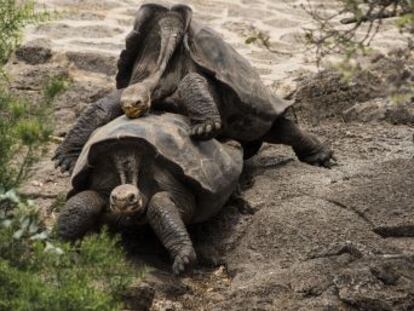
15,38,53,65
293,54,414,126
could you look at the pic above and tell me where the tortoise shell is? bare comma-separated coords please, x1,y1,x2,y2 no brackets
70,113,243,222
116,3,291,121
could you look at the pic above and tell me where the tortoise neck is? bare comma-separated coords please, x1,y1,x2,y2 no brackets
156,13,184,74
138,13,185,93
112,148,143,187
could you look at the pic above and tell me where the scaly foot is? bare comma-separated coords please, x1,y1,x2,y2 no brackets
172,245,197,275
298,135,337,168
190,120,222,140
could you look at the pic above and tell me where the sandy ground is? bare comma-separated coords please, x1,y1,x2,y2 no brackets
7,0,414,310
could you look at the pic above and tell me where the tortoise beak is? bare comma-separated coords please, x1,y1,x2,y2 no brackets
110,194,145,214
120,84,151,118
122,104,149,119
125,197,144,213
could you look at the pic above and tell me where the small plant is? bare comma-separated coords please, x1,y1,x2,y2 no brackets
0,75,70,191
303,0,414,65
43,75,72,104
0,190,138,311
302,0,414,104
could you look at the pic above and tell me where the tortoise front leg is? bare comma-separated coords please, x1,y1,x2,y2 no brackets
175,73,222,140
57,190,105,241
264,117,336,168
53,89,123,173
147,191,196,275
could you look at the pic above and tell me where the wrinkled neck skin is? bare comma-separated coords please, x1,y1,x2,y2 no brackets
131,12,185,95
112,148,142,187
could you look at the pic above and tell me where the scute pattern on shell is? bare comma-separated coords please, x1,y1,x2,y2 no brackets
186,22,291,119
71,113,243,221
116,3,291,121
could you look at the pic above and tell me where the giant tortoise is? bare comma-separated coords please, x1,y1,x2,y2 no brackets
57,112,243,274
54,2,335,172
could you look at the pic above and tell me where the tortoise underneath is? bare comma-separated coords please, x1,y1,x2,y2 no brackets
57,113,243,275
53,3,335,173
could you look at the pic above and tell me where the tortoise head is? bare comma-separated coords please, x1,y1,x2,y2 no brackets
110,184,145,215
120,83,151,119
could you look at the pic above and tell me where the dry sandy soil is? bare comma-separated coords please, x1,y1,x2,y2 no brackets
7,0,414,310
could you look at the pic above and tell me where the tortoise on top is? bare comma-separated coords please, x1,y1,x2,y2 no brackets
54,3,335,172
57,112,243,275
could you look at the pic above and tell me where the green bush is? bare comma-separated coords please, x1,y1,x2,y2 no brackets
0,191,136,311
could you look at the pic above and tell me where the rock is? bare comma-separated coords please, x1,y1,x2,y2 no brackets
15,38,53,65
66,51,117,75
343,99,388,122
385,102,414,125
226,196,375,273
145,271,190,297
294,69,384,122
204,195,392,310
293,51,414,126
335,257,414,311
151,300,184,311
9,64,69,91
123,282,155,311
327,159,414,238
343,99,414,125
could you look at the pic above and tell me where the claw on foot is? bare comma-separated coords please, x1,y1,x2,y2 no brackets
53,148,81,174
190,120,222,140
54,155,77,174
300,143,337,169
172,247,197,275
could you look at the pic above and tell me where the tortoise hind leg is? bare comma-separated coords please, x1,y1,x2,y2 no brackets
57,190,105,241
147,191,196,275
241,140,263,159
175,73,222,140
264,117,336,168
